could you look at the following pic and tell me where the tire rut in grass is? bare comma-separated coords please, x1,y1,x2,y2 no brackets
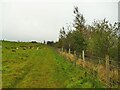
15,48,59,88
13,60,35,88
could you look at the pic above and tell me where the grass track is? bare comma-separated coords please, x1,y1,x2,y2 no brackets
2,41,105,88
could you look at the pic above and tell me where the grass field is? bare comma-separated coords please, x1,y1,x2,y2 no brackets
2,41,105,88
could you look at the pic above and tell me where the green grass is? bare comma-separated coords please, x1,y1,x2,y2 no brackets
2,41,105,88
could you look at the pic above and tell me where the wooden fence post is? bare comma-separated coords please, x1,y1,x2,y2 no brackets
97,58,100,79
61,47,63,52
68,44,71,54
105,55,110,87
68,48,70,54
82,50,85,60
82,50,85,67
73,51,76,66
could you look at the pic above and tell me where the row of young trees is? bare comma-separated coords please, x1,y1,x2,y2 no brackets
55,6,119,61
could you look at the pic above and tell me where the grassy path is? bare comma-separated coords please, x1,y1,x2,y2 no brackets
2,41,105,88
15,47,61,88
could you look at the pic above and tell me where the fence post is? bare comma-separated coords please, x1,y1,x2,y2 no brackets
61,47,63,52
73,51,76,66
105,55,110,87
68,48,70,54
82,50,85,67
82,50,85,60
97,58,100,79
68,44,71,54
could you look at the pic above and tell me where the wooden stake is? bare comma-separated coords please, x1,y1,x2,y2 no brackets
61,47,63,52
105,55,110,88
73,51,76,66
82,50,85,67
82,50,85,61
68,44,70,54
68,48,70,54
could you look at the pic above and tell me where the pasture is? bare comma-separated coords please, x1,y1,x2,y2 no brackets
2,41,105,88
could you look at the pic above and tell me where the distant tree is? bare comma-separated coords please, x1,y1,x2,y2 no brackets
47,41,54,46
31,41,37,43
44,40,46,44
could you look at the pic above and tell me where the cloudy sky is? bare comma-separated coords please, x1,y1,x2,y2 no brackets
0,0,119,42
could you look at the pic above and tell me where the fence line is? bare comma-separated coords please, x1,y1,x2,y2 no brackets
59,49,119,88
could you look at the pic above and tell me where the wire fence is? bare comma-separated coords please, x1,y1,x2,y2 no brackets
58,49,119,88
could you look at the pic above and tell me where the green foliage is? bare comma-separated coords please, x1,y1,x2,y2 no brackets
57,6,119,61
72,30,86,53
87,19,119,58
57,6,87,55
73,6,85,31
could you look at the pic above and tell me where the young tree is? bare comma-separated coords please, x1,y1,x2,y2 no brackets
73,6,87,55
73,6,85,32
87,19,119,59
58,27,66,51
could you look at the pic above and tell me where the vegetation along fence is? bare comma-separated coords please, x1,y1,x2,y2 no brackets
59,49,119,88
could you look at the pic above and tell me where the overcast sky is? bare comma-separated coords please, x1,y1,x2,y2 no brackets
0,0,119,42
